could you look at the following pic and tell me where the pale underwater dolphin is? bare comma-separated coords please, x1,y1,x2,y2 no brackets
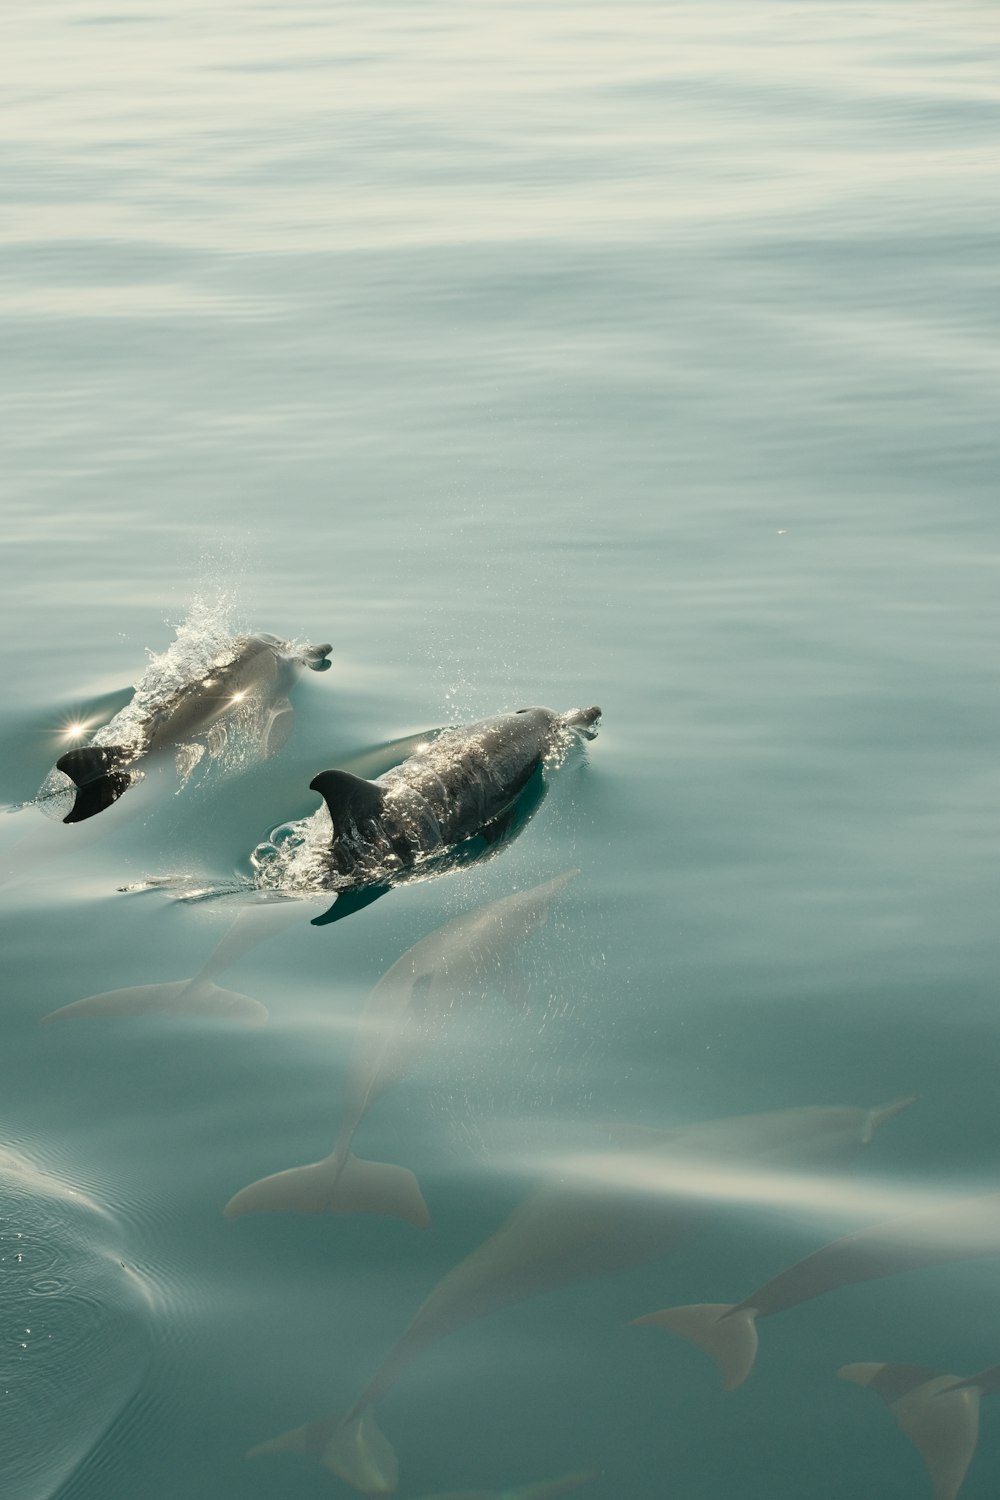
634,1190,1000,1392
50,631,331,823
284,706,600,920
248,1097,911,1493
413,1472,596,1500
41,894,323,1026
225,870,580,1226
839,1359,1000,1500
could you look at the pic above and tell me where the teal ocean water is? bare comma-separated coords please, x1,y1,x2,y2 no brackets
3,3,1000,1497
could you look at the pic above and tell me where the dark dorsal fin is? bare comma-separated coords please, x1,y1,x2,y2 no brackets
308,770,386,832
63,769,134,823
56,745,128,789
56,745,134,823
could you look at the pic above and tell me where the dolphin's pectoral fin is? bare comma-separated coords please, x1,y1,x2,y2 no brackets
311,884,393,926
262,699,295,757
55,745,136,823
309,769,387,834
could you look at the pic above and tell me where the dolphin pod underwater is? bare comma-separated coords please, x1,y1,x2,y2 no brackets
247,1098,911,1493
839,1358,1000,1500
46,629,332,823
225,871,580,1225
633,1190,1000,1392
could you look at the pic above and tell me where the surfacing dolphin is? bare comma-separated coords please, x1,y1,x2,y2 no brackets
839,1359,1000,1500
49,631,331,823
224,871,580,1225
254,705,600,923
248,1098,910,1494
634,1190,1000,1391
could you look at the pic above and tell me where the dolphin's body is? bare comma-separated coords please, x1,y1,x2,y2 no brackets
635,1191,1000,1392
840,1360,1000,1500
249,1098,910,1494
224,871,579,1226
51,632,331,823
306,706,600,886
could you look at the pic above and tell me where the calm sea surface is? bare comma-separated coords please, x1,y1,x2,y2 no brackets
3,4,1000,1497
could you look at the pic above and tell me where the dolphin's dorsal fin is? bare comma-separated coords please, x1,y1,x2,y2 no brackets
56,745,127,787
55,745,134,823
309,770,386,831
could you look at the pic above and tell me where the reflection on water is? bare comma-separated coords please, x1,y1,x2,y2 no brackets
0,1145,153,1500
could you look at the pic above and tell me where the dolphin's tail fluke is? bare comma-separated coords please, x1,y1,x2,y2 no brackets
632,1302,760,1390
55,745,135,823
562,706,601,740
41,978,268,1027
224,1150,430,1227
839,1363,982,1500
248,1408,398,1494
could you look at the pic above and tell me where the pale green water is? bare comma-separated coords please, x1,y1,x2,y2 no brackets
2,3,1000,1497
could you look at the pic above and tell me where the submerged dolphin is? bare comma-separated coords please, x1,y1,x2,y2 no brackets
50,631,331,823
839,1359,1000,1500
40,894,323,1027
225,871,579,1225
248,1098,910,1493
634,1191,1000,1391
259,706,600,920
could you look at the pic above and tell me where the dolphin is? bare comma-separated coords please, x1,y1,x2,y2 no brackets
633,1191,1000,1391
40,893,323,1026
49,631,331,823
412,1473,596,1500
248,1098,910,1493
224,870,580,1225
263,706,600,921
839,1359,1000,1500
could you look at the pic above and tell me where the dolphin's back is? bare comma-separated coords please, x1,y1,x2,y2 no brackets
379,709,560,847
